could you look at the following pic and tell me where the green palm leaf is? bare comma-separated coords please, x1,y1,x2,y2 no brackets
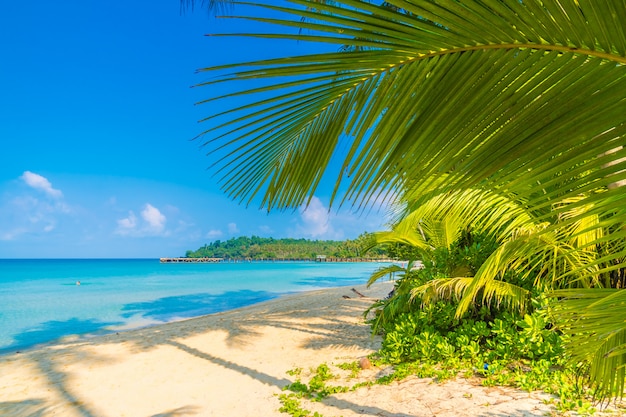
413,276,529,313
550,288,626,398
198,0,626,215
370,187,537,262
398,188,537,240
366,263,406,287
454,228,599,317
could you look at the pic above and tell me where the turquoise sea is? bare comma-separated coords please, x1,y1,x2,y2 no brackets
0,259,385,354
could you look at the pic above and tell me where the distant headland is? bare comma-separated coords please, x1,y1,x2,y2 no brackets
177,234,391,262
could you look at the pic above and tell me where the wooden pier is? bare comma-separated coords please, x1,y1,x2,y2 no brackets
160,257,392,263
160,257,224,263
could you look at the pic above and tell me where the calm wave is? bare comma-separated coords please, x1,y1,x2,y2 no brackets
0,259,385,354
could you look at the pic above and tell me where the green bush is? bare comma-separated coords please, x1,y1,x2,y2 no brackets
378,302,564,366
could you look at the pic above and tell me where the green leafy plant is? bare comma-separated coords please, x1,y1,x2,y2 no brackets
336,361,361,379
370,302,610,414
278,393,323,417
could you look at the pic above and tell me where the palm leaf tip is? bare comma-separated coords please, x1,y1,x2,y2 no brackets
550,288,626,399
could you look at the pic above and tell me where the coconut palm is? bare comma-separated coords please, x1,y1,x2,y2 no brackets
367,188,598,314
368,187,622,396
194,0,626,397
363,259,422,333
362,188,515,332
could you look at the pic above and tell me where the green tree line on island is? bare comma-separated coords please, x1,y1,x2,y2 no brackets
185,233,389,260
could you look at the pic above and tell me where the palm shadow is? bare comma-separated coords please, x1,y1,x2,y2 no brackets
478,411,550,417
120,289,280,322
1,317,122,355
1,317,134,417
314,395,551,417
0,399,48,417
149,405,201,417
217,290,382,351
5,284,392,417
118,285,383,355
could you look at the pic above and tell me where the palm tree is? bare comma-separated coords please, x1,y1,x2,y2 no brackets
193,0,626,397
366,188,599,315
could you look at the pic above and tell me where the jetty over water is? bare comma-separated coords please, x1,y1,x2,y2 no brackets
160,257,224,263
160,257,392,263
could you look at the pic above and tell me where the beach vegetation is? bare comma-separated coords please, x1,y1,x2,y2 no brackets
185,233,388,260
362,182,626,399
361,188,626,409
335,361,361,379
283,363,350,401
361,292,604,414
278,393,323,417
189,0,626,403
279,363,357,417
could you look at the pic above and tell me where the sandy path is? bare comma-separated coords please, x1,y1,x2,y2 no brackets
0,282,554,417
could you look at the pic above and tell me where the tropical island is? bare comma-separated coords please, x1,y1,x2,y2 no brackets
182,234,390,261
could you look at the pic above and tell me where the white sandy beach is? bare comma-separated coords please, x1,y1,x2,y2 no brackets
0,282,556,417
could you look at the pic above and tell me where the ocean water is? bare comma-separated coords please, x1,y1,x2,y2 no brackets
0,259,385,354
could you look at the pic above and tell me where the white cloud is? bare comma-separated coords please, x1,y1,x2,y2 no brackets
21,171,63,199
142,204,166,232
292,195,392,240
0,183,72,240
206,229,223,239
116,211,137,234
0,227,27,241
204,222,237,240
173,219,193,234
297,196,334,238
115,203,167,237
258,225,273,234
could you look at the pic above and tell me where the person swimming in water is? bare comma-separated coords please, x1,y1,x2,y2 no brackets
76,280,81,286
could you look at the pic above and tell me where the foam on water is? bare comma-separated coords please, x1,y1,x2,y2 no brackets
0,259,387,354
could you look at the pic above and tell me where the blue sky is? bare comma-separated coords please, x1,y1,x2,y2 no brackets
0,1,389,258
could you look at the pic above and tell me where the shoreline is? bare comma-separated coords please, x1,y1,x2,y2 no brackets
0,280,387,358
159,257,395,263
0,281,555,417
0,258,390,357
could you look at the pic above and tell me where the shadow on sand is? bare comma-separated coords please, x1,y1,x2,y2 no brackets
0,399,49,417
2,289,281,355
0,317,122,355
0,283,546,417
120,289,280,322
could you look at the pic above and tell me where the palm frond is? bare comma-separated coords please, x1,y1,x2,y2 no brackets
550,288,626,398
454,227,600,317
180,0,234,14
198,0,626,216
370,229,431,252
366,263,404,287
397,188,537,242
412,276,474,305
